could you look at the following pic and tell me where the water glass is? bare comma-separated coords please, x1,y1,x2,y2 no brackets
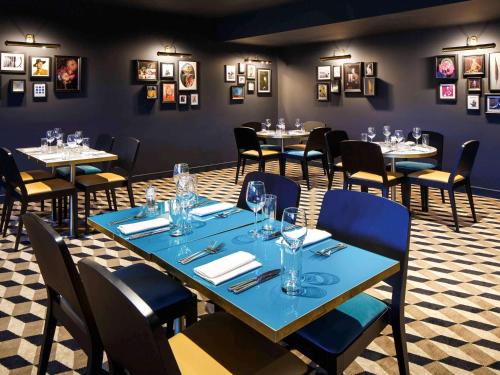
261,122,267,132
412,127,421,145
361,133,368,142
265,118,272,131
67,134,76,149
41,138,48,152
246,180,266,237
421,134,429,147
145,185,157,217
261,194,277,234
169,199,184,237
395,129,404,149
383,125,391,144
173,163,189,184
82,137,90,150
46,130,55,149
294,118,302,132
367,127,376,142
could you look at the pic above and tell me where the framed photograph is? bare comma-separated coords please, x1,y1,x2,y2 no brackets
146,85,157,100
178,61,197,91
489,52,500,91
1,52,25,73
330,79,340,94
332,65,342,78
364,77,376,96
231,85,245,101
365,62,376,77
238,75,246,85
343,62,363,92
179,94,187,105
225,64,236,82
463,54,485,77
55,56,81,92
10,79,25,94
136,60,158,82
257,69,271,94
317,65,331,80
317,83,329,101
467,94,480,111
161,82,176,104
247,64,256,79
467,78,482,93
435,55,457,80
160,62,174,79
439,83,456,100
33,82,47,99
247,81,255,93
485,94,500,114
190,93,199,106
30,56,51,79
238,63,246,74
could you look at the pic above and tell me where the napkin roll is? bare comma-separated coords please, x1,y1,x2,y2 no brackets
277,228,331,247
118,217,171,235
191,202,234,217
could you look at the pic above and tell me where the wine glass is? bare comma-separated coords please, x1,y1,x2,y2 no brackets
46,130,55,147
265,118,272,132
383,125,391,144
67,134,76,148
246,181,266,238
395,129,404,149
74,130,83,150
412,127,421,145
173,163,189,184
294,118,302,132
367,127,376,142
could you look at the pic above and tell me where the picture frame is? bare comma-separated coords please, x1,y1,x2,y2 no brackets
247,81,255,94
146,85,157,100
225,64,236,82
136,60,158,82
343,62,363,92
10,79,25,94
30,56,51,79
246,64,256,79
160,62,174,79
463,54,485,77
489,52,500,91
364,77,376,96
238,62,246,74
161,81,176,104
317,83,329,101
332,65,342,78
330,79,341,94
237,75,246,85
178,61,197,91
190,93,199,106
467,78,482,93
231,85,245,101
435,55,457,80
485,94,500,114
257,69,271,94
33,82,47,99
365,62,376,77
317,65,331,80
1,52,25,73
179,94,187,105
467,94,480,111
439,83,456,100
54,56,82,92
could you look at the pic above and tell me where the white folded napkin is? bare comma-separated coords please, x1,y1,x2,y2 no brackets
40,153,63,160
277,228,331,247
81,150,107,156
118,217,171,235
191,202,234,217
405,141,415,146
413,146,429,152
194,251,262,285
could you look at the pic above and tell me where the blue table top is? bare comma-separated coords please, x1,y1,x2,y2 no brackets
151,225,399,342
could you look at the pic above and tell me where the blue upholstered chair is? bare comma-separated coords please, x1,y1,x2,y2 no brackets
285,190,411,374
78,258,307,375
237,171,301,220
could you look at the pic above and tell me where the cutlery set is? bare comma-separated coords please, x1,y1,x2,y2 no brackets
228,269,280,294
109,210,147,225
315,242,347,256
126,226,172,240
178,241,225,264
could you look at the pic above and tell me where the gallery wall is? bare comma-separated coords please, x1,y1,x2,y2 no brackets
277,21,500,196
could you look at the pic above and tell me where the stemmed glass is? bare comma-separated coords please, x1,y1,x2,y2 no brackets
265,118,272,132
246,181,266,238
277,118,286,133
395,129,404,149
67,134,76,148
46,130,55,149
367,127,376,142
412,127,421,145
173,163,189,184
176,175,197,234
383,125,391,144
294,118,302,132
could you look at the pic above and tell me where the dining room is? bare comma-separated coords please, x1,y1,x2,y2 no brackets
1,0,499,374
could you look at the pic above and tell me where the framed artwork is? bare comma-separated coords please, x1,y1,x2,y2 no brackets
238,75,246,84
10,79,25,94
178,61,197,91
55,56,81,92
364,77,376,96
160,62,174,79
225,65,236,82
343,62,362,92
485,94,500,114
317,65,331,80
247,81,255,93
463,54,485,77
0,52,25,73
467,94,480,111
435,55,457,79
331,79,340,94
332,65,342,78
146,85,157,100
365,62,376,77
247,64,256,79
489,52,500,91
190,93,199,106
317,83,329,101
33,82,47,99
161,82,176,103
136,60,158,82
439,83,456,100
238,63,246,74
179,94,187,105
231,85,245,100
30,56,51,79
257,69,271,94
467,78,481,93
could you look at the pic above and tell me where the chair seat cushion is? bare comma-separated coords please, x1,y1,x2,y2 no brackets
169,312,306,375
408,169,463,184
56,165,103,178
292,293,388,354
285,143,306,151
350,171,402,183
283,150,323,158
20,169,54,183
395,161,437,174
22,179,75,197
75,172,126,188
242,149,280,157
261,144,282,151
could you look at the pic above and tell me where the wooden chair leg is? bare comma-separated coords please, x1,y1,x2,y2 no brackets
71,193,78,238
327,171,334,190
15,202,28,251
448,189,460,232
111,189,118,211
440,189,446,203
302,161,310,190
1,192,10,233
241,158,246,176
235,156,241,184
361,185,368,193
63,196,68,219
93,192,97,202
381,187,389,198
51,198,57,221
37,296,57,375
392,316,410,375
343,180,349,190
85,343,103,375
127,183,135,208
260,160,266,173
280,157,286,176
321,156,328,176
105,189,113,211
3,199,13,237
402,182,411,210
84,191,91,232
465,181,477,223
57,198,63,226
420,186,429,212
40,200,45,212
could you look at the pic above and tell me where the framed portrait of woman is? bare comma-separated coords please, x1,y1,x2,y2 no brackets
55,56,81,92
178,61,197,91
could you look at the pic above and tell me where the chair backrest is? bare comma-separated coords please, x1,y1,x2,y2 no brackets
449,140,480,181
109,137,140,177
303,121,326,132
234,127,262,155
316,190,410,309
78,259,179,375
324,130,349,164
240,122,262,132
340,140,388,183
94,134,115,152
0,147,26,196
407,130,444,168
237,171,301,220
305,127,331,153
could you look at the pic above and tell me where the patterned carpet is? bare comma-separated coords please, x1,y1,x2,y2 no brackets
0,161,499,374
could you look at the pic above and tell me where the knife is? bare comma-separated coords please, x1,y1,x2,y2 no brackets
228,269,280,294
126,226,171,240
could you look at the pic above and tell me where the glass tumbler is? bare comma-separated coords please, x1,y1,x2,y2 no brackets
82,137,90,151
261,194,277,235
41,138,48,152
361,133,368,142
421,134,429,147
169,199,184,237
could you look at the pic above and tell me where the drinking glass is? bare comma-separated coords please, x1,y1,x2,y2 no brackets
412,127,421,145
41,138,48,152
421,133,429,147
75,130,83,147
280,207,308,296
246,180,266,237
367,127,376,142
173,163,189,184
67,134,76,150
294,118,302,132
383,125,391,144
395,129,404,149
46,130,55,148
361,133,368,142
82,137,90,150
261,194,277,235
265,118,272,132
261,122,267,132
169,199,184,237
145,185,157,217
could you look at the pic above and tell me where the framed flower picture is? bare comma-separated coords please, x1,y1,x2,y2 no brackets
435,55,457,80
439,83,456,100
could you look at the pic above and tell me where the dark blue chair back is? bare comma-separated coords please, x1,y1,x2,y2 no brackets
450,140,479,181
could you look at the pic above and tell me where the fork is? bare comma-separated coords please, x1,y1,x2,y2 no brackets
109,210,146,225
315,242,346,256
178,241,224,264
214,208,241,219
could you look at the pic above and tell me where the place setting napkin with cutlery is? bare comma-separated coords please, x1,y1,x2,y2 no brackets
276,228,331,247
118,217,171,235
191,202,235,219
